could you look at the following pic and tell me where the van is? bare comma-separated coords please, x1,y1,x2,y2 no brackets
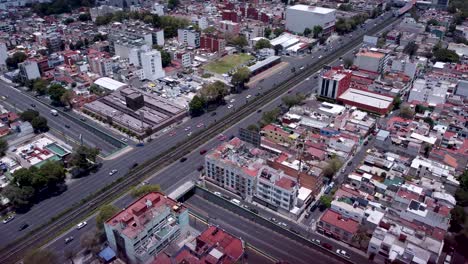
230,199,241,206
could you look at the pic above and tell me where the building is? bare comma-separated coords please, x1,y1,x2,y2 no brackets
354,50,389,73
407,78,448,105
88,51,113,77
45,32,63,53
18,60,41,81
256,167,299,212
317,209,360,243
220,20,240,34
318,68,352,99
177,28,200,48
104,192,189,264
153,225,244,264
175,52,192,68
338,88,394,115
200,35,226,54
285,5,336,34
0,42,7,69
455,79,468,98
139,49,165,81
151,3,164,16
94,77,128,92
90,5,123,21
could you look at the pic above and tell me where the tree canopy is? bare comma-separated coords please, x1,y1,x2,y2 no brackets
0,138,7,156
32,79,49,95
255,39,272,50
71,146,100,171
403,41,418,57
96,204,119,230
189,95,206,117
323,157,343,178
199,81,229,104
312,25,323,38
231,67,251,91
48,83,67,105
20,109,40,122
130,184,161,198
6,52,27,69
31,116,49,133
281,94,307,108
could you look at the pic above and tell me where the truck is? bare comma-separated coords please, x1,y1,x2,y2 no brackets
50,109,58,116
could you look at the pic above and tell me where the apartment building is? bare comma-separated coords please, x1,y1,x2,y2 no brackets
0,42,7,69
256,167,299,212
318,68,352,99
18,60,41,81
177,28,200,48
220,20,241,34
88,51,113,77
128,46,165,81
200,35,226,54
408,78,449,105
354,50,389,74
317,209,360,243
104,192,189,264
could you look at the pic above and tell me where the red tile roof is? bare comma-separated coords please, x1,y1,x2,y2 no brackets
275,177,296,190
320,209,359,234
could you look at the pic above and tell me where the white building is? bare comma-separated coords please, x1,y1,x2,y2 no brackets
177,28,200,48
151,3,164,16
140,49,165,81
94,77,127,92
355,50,389,73
285,5,336,34
391,57,417,79
0,42,7,69
89,5,122,22
408,79,448,105
330,199,365,223
256,167,299,212
18,60,40,81
198,16,208,30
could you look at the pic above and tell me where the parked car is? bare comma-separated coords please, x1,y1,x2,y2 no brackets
311,238,321,245
19,223,29,231
76,221,87,229
230,199,241,206
131,163,139,169
278,222,288,228
336,249,350,258
30,104,36,107
213,192,222,197
322,242,333,250
270,217,277,223
180,157,187,162
109,169,118,176
199,149,207,155
250,208,259,214
64,236,74,244
211,112,217,116
196,165,203,171
2,215,15,224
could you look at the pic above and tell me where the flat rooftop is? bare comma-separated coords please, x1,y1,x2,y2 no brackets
287,5,335,14
339,88,393,109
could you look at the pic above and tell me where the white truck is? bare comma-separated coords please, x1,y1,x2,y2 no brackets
50,109,58,116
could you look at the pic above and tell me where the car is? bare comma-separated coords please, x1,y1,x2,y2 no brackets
2,215,15,224
131,163,139,169
169,131,176,136
230,198,241,206
444,254,452,264
278,222,288,228
121,138,128,142
76,221,87,229
257,109,262,113
200,149,207,155
211,112,217,116
311,238,321,245
184,126,191,131
187,132,192,137
227,104,233,109
242,204,250,210
30,104,36,107
230,99,236,103
250,208,259,214
321,242,333,250
218,134,227,141
314,75,318,79
64,236,74,244
109,169,118,176
196,165,204,171
18,223,29,231
180,157,187,162
287,90,292,94
363,141,368,146
80,117,87,122
246,94,252,99
336,249,350,258
318,55,323,59
305,213,311,219
136,143,144,147
65,124,71,129
214,191,222,197
196,122,204,128
270,217,277,223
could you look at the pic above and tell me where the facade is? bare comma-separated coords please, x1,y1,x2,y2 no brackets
256,167,299,211
285,5,336,34
408,78,448,105
0,42,7,69
140,49,165,81
90,5,123,21
317,209,360,243
18,60,41,81
455,79,468,98
200,35,226,54
220,20,241,34
318,68,352,99
338,88,394,115
177,28,200,48
104,192,189,264
354,50,389,73
45,32,63,53
88,52,113,77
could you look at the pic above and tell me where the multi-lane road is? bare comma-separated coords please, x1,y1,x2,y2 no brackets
0,12,397,263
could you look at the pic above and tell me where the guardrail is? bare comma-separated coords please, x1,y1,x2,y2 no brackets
0,15,399,264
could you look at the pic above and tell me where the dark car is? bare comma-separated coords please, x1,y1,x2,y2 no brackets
65,124,70,129
136,143,144,147
289,227,300,234
199,149,207,155
196,165,204,171
211,112,217,116
257,109,262,113
131,163,139,169
322,242,333,250
18,223,29,231
180,157,187,162
30,104,36,107
250,208,259,214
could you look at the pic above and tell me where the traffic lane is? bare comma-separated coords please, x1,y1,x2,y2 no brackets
186,195,342,264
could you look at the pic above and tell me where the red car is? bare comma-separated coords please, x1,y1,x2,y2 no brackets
321,242,333,250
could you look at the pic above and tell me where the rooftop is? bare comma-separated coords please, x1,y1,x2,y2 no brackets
287,5,336,14
320,209,360,234
94,77,127,91
339,88,393,109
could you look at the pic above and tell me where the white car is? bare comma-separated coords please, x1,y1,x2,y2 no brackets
2,215,15,224
246,95,252,99
187,132,192,137
214,191,222,197
120,137,128,142
227,104,233,109
184,126,191,131
229,99,236,103
336,249,350,258
318,55,323,59
109,169,118,176
76,221,87,229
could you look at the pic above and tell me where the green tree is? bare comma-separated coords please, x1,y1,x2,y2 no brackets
303,27,312,37
61,90,74,108
80,231,101,255
231,67,251,91
273,28,284,37
255,38,272,50
1,185,34,209
323,157,343,178
320,195,333,208
6,52,27,69
24,249,59,264
343,57,354,69
264,27,272,38
423,117,435,128
89,84,105,96
33,79,49,95
260,109,281,126
231,35,248,48
40,161,66,187
399,105,415,119
167,0,179,10
48,83,67,105
160,50,171,67
312,25,323,38
31,116,48,133
203,26,216,34
96,204,119,230
338,4,353,11
189,95,206,117
200,81,229,104
403,41,418,57
0,138,8,156
130,184,162,198
64,17,75,24
282,94,306,108
20,109,39,122
247,124,259,132
393,96,402,110
78,13,91,21
71,146,100,170
433,47,460,63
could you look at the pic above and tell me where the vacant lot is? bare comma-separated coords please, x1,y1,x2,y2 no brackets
203,53,253,74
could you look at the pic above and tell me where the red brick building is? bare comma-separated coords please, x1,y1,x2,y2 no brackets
200,35,226,54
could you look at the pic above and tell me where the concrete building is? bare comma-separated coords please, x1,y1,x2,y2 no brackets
256,166,299,212
408,79,448,105
104,192,189,264
89,5,123,21
220,20,241,34
151,3,164,16
45,32,63,53
318,68,352,99
338,88,394,115
18,60,40,81
200,35,226,54
285,5,336,34
455,79,468,98
139,49,165,81
0,42,7,69
94,77,127,92
88,52,113,77
317,209,360,243
177,28,200,48
354,50,389,74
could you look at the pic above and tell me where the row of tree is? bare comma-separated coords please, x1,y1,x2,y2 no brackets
32,0,94,16
20,109,49,133
335,14,369,35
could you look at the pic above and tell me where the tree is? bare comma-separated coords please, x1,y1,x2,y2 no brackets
399,105,415,119
255,39,272,50
282,94,306,108
264,27,272,38
247,124,259,132
167,0,179,10
203,26,216,34
231,35,248,49
71,146,100,171
303,27,312,37
24,249,59,264
433,47,460,63
64,17,75,24
20,109,39,122
96,204,119,230
231,67,251,91
80,231,101,255
79,13,91,21
48,83,67,105
393,96,402,110
31,116,48,133
403,41,418,57
189,95,206,117
130,184,161,198
343,57,353,69
423,117,435,128
450,205,466,232
320,195,333,208
260,109,281,126
40,161,66,187
6,52,27,69
64,249,75,264
338,4,353,11
312,25,323,38
323,157,343,178
1,185,34,209
61,90,74,108
160,50,171,67
199,81,229,104
423,143,432,157
273,28,284,37
0,138,8,156
32,79,49,95
89,84,105,96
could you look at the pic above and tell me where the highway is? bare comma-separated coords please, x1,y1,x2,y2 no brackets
0,12,397,263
